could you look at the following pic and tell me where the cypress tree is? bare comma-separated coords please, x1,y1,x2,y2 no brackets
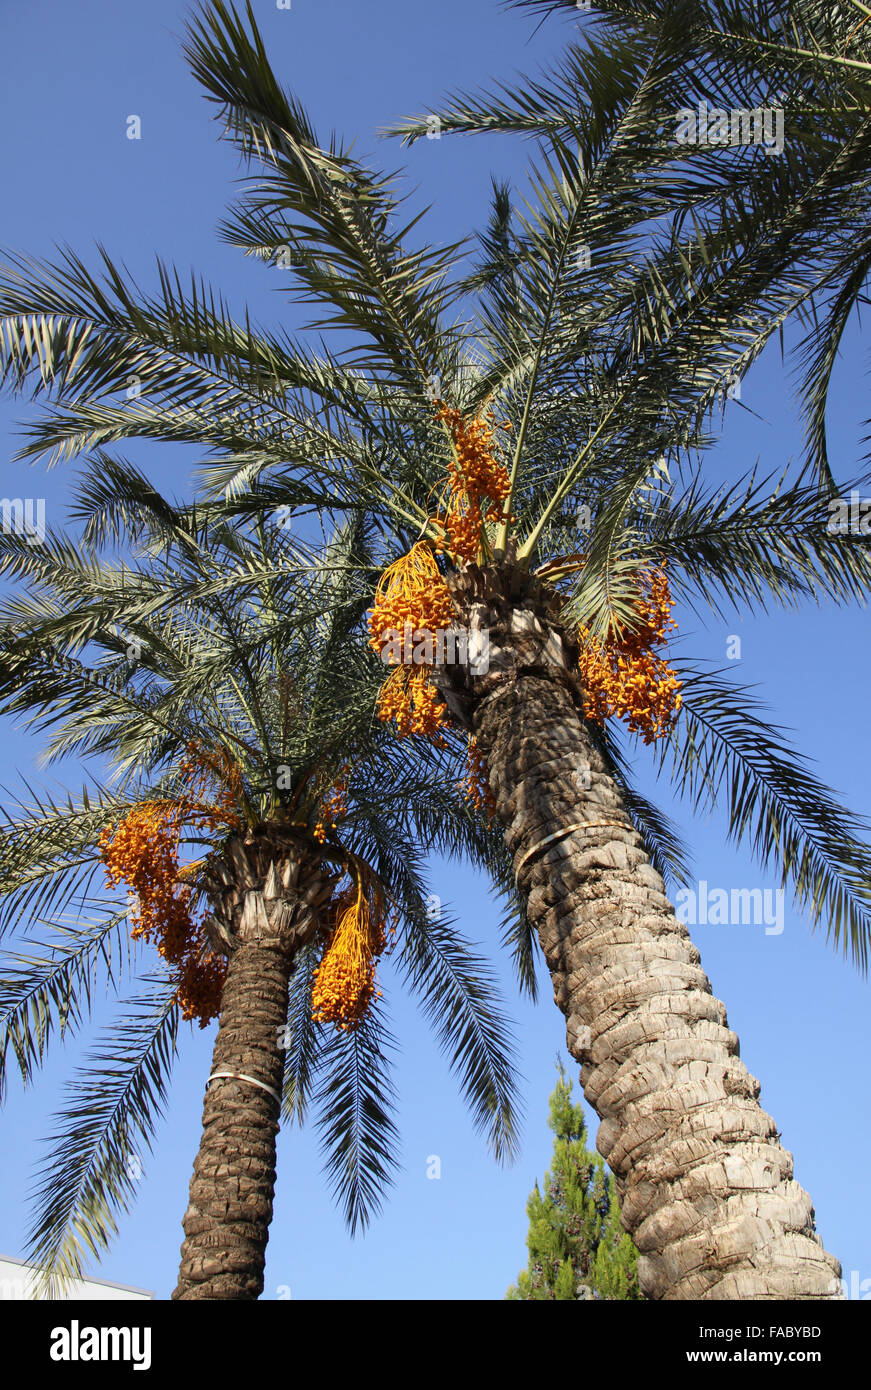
507,1061,642,1300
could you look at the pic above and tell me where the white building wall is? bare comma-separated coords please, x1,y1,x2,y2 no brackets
0,1255,153,1300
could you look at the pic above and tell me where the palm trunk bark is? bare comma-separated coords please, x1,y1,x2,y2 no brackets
173,832,334,1301
172,932,294,1300
444,559,842,1301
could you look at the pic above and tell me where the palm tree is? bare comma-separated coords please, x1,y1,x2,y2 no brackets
0,468,522,1299
2,0,870,1297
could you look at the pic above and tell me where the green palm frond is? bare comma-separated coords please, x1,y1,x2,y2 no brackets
312,1007,400,1234
644,465,871,617
25,986,178,1298
397,907,522,1163
280,938,322,1127
484,0,871,482
0,784,134,940
183,0,463,390
492,867,540,1003
0,914,130,1099
662,663,871,968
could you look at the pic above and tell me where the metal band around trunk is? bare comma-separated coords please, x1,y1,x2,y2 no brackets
515,819,632,877
206,1071,282,1106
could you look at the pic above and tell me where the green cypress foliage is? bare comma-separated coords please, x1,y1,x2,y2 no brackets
507,1061,642,1300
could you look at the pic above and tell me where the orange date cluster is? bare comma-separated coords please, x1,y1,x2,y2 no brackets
578,564,683,745
311,877,393,1031
314,765,350,843
462,735,497,819
367,403,513,743
98,742,243,1026
367,541,454,738
431,402,512,564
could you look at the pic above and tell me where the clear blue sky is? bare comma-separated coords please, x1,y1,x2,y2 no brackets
0,0,868,1301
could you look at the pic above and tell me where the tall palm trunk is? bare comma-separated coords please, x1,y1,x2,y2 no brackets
443,560,841,1300
173,832,333,1300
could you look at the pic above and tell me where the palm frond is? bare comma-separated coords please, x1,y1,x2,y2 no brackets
397,908,523,1163
312,1006,400,1234
25,986,178,1296
662,663,871,969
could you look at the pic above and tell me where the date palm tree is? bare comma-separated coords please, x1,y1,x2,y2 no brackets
2,0,871,1298
0,467,522,1299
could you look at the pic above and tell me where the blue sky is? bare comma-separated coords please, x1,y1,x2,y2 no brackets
0,0,869,1301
